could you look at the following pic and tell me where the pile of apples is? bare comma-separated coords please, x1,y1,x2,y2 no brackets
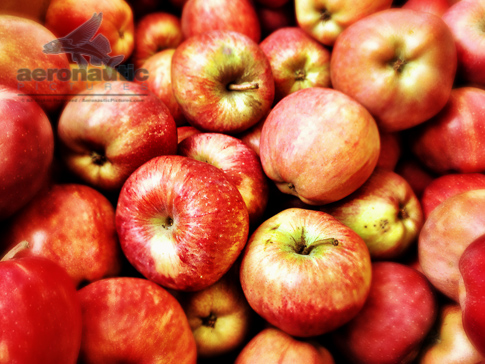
1,0,485,363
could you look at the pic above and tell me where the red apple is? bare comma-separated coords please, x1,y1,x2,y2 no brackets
376,131,402,170
78,277,197,363
171,30,274,134
0,86,54,220
237,117,265,157
240,208,372,337
0,0,50,23
259,27,331,102
331,8,457,132
256,2,296,38
403,0,450,16
177,125,202,144
235,327,336,364
395,156,436,199
260,87,380,205
333,262,437,364
116,155,250,291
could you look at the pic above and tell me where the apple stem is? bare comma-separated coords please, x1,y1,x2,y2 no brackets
227,82,259,91
1,240,30,262
297,238,339,255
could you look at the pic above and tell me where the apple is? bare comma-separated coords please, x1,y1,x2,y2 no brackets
402,0,450,16
411,87,485,174
418,189,485,301
395,156,437,199
0,252,82,363
254,0,290,8
260,87,380,205
459,234,485,357
1,183,122,288
259,27,331,102
331,8,457,132
256,2,296,38
295,0,393,46
131,12,183,69
421,173,485,219
320,168,424,260
177,125,202,144
237,117,265,157
0,0,50,23
181,0,261,43
240,208,372,337
57,81,177,192
443,0,485,87
0,86,54,220
235,327,336,364
171,30,274,134
333,262,437,364
376,131,401,170
0,15,71,112
116,155,250,291
77,277,197,363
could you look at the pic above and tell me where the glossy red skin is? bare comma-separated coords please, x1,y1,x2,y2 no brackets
443,0,485,86
459,235,485,357
411,87,485,174
0,256,82,363
0,86,54,220
238,117,265,157
402,0,450,16
45,0,134,60
419,189,485,301
78,277,197,364
334,262,437,364
0,16,70,112
177,126,202,144
116,155,249,291
58,81,177,192
376,131,401,170
421,173,485,219
1,184,122,288
181,0,261,43
235,328,335,364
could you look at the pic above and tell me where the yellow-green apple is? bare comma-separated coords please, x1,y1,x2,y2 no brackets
131,12,183,69
57,81,177,192
45,0,135,61
295,0,393,46
260,87,380,205
1,184,122,288
421,173,485,219
0,15,70,113
171,30,274,134
333,262,437,364
0,0,50,23
443,0,485,87
458,234,485,357
240,208,372,337
0,253,82,363
178,132,269,226
418,189,485,301
136,49,186,126
403,0,450,16
331,8,457,132
0,86,54,220
395,156,436,199
115,155,249,291
181,0,261,43
235,327,336,364
256,2,296,38
259,27,331,102
77,277,197,364
419,304,485,364
320,168,424,260
237,118,265,157
411,87,485,174
376,131,401,170
177,126,202,144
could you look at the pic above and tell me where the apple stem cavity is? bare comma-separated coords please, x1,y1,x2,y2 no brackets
91,151,107,166
227,82,259,91
161,217,174,230
320,9,331,22
202,312,217,328
295,69,306,81
295,238,339,256
391,57,407,73
398,207,409,220
1,240,30,262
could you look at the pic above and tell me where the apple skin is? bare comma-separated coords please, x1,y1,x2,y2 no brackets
171,30,274,134
116,155,249,292
295,0,393,46
459,234,485,357
333,262,437,364
57,81,177,192
259,27,331,102
418,189,485,301
260,87,380,205
240,208,372,337
1,183,122,288
177,126,202,144
77,277,197,364
237,117,265,157
0,0,50,23
0,15,71,113
0,255,82,364
376,131,401,170
181,0,261,43
256,1,296,38
442,0,485,87
0,86,54,220
411,87,485,174
402,0,450,16
421,173,485,219
395,156,436,199
235,327,335,364
320,168,424,260
331,8,457,132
